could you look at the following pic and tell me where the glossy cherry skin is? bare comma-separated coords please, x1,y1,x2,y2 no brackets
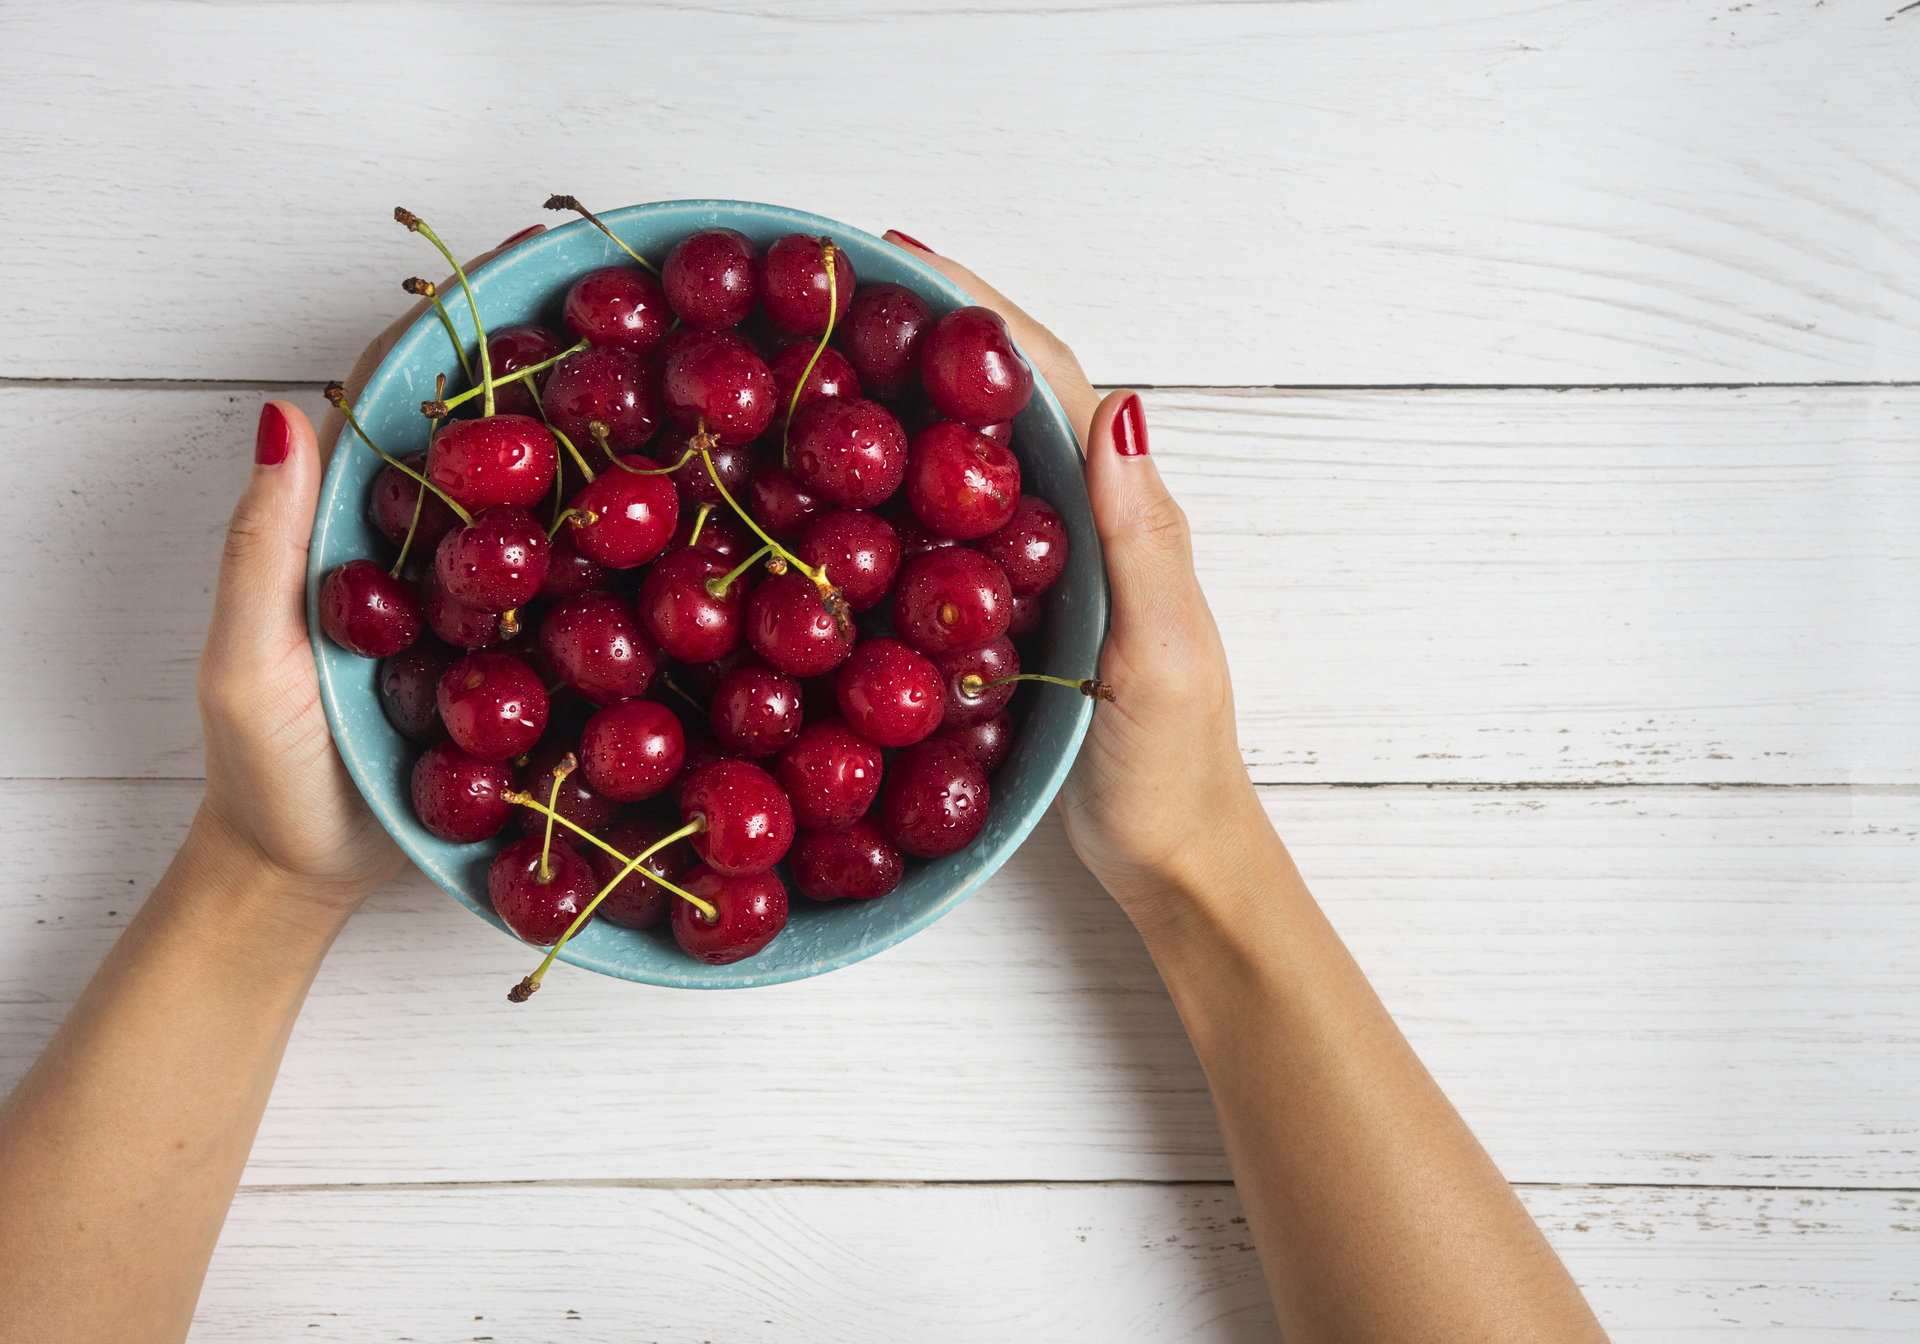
486,324,565,417
835,637,945,747
761,233,856,336
796,509,900,612
768,341,861,415
588,815,698,930
411,741,514,843
567,460,677,569
434,506,550,613
882,737,991,858
786,397,908,509
540,591,657,705
882,495,961,560
369,451,462,551
427,415,558,511
891,549,1014,657
933,636,1018,728
542,345,659,458
538,526,611,601
320,560,422,658
563,266,671,355
842,282,933,400
379,639,455,743
746,465,825,541
638,547,744,663
920,305,1035,427
422,566,505,650
679,759,795,875
670,864,788,965
1006,590,1044,636
513,739,622,838
905,421,1021,539
489,835,598,945
745,571,853,677
773,717,884,831
935,709,1016,775
662,228,760,329
791,817,904,902
661,330,776,446
580,697,686,802
669,503,750,562
437,652,548,761
974,494,1069,596
710,662,804,758
654,423,754,507
976,421,1013,446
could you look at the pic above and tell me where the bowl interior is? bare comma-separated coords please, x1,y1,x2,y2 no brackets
307,200,1106,988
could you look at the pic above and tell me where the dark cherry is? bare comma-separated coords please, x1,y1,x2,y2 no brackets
434,505,550,613
790,817,904,902
320,560,422,658
563,266,671,355
538,525,611,601
933,637,1018,728
835,637,945,747
760,233,855,336
709,662,804,758
422,565,505,649
661,330,776,446
881,737,990,858
973,494,1068,596
567,460,677,568
670,864,788,965
540,591,657,705
1006,590,1044,637
796,509,900,612
378,639,456,743
773,717,884,831
679,759,795,876
786,397,908,509
427,415,558,511
919,305,1035,427
746,464,825,541
745,571,853,677
662,228,759,330
542,345,659,457
768,342,861,415
486,324,565,417
976,421,1013,445
369,451,461,551
580,697,686,803
489,835,598,945
588,815,699,930
638,546,744,663
842,282,933,400
514,740,622,838
882,495,961,561
437,652,548,761
905,421,1021,539
411,741,514,843
891,548,1014,657
653,422,754,508
935,709,1015,775
679,643,758,703
669,503,750,562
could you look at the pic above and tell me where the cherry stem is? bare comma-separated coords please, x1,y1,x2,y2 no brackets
548,423,598,484
404,278,475,383
685,503,713,548
395,208,495,416
658,672,704,715
781,237,838,470
326,382,474,527
433,339,588,417
695,440,829,592
543,194,660,275
536,753,576,884
546,507,589,538
388,417,437,578
960,672,1117,702
705,545,775,598
608,442,696,476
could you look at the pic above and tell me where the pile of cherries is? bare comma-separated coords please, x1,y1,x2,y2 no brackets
318,203,1097,994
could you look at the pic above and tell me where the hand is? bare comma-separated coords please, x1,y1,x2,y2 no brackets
883,233,1267,932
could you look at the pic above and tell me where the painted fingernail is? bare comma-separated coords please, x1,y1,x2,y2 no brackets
255,401,291,466
498,224,543,247
1112,394,1149,457
888,230,933,252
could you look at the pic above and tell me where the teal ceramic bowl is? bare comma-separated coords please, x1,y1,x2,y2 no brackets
307,200,1106,989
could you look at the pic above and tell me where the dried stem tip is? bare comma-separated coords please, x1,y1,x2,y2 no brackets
402,276,438,297
393,207,422,231
1080,679,1116,702
420,400,451,419
323,380,348,407
507,977,538,1003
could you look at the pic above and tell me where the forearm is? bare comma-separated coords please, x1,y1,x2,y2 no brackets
0,806,349,1344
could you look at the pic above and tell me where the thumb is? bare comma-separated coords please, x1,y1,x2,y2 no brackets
1083,391,1201,642
206,400,324,668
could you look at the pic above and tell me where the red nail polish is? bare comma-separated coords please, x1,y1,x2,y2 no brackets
888,230,933,253
1112,394,1149,457
498,224,542,247
255,401,291,466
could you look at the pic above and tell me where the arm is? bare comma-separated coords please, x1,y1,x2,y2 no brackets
887,231,1607,1342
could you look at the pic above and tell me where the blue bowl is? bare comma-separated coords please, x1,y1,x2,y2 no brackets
307,200,1107,989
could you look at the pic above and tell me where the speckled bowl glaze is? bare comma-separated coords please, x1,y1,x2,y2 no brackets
307,201,1107,989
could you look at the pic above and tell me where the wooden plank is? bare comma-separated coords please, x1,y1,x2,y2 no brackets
5,781,1915,1187
2,2,1917,384
189,1181,1920,1342
2,385,1911,783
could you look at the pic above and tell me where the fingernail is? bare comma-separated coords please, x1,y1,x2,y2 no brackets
498,224,543,247
888,229,933,253
255,401,291,466
1112,394,1149,457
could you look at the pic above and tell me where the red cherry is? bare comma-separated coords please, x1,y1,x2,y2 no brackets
563,266,671,354
653,422,754,507
662,330,776,446
369,451,461,551
587,814,699,930
540,591,658,705
434,506,550,613
422,565,506,650
541,346,659,459
638,547,744,663
773,717,884,831
933,636,1018,728
976,421,1013,445
786,397,908,509
662,228,760,330
790,817,905,902
568,460,677,569
835,637,945,747
1006,590,1044,636
842,282,933,400
768,341,861,415
796,508,900,612
761,233,855,336
670,864,788,964
679,759,795,876
513,740,622,838
486,324,565,417
919,305,1035,427
881,737,990,858
379,639,455,743
973,494,1068,596
747,464,825,541
891,549,1013,657
538,525,611,602
669,503,750,562
882,495,961,561
580,698,686,802
426,415,558,511
320,560,422,658
709,662,804,758
935,709,1016,775
411,741,514,843
438,652,548,761
904,421,1021,539
489,835,598,945
745,571,853,677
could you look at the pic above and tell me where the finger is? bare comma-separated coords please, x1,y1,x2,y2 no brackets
206,401,324,671
1082,390,1206,645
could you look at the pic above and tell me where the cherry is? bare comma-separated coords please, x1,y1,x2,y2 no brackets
905,421,1020,539
934,709,1015,775
835,637,945,747
746,464,825,541
320,560,422,658
972,494,1068,596
709,662,804,758
920,305,1035,427
679,642,758,703
538,525,611,601
427,414,558,511
540,591,658,705
489,834,598,945
796,509,900,612
790,817,904,902
562,265,671,354
369,451,461,551
661,330,776,446
411,741,514,842
587,815,698,930
438,652,549,761
773,716,884,831
434,505,550,613
486,324,565,417
580,697,685,802
786,397,908,509
662,227,760,330
976,421,1013,446
842,282,933,400
933,636,1018,728
638,546,744,662
761,233,855,335
669,504,750,562
882,495,960,561
768,341,861,415
541,345,659,458
567,460,678,568
1006,590,1044,637
667,722,735,810
422,565,506,649
678,759,794,875
379,639,455,743
891,548,1013,657
653,422,754,506
881,737,990,858
514,740,622,838
745,571,853,676
670,864,788,964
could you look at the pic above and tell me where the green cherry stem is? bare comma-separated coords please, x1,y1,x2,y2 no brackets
388,421,435,578
960,672,1117,702
781,236,839,469
696,441,826,587
434,339,589,416
543,194,660,276
395,207,495,416
547,507,593,538
536,754,576,883
704,545,776,598
548,423,598,484
685,503,713,548
502,791,716,918
325,382,473,527
402,277,474,383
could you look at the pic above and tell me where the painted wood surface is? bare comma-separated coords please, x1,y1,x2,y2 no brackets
3,1,1917,384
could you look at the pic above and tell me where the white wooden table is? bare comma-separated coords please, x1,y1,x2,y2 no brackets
4,3,1917,1338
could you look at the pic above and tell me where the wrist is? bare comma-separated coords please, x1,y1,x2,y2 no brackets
162,804,356,968
1121,792,1304,977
